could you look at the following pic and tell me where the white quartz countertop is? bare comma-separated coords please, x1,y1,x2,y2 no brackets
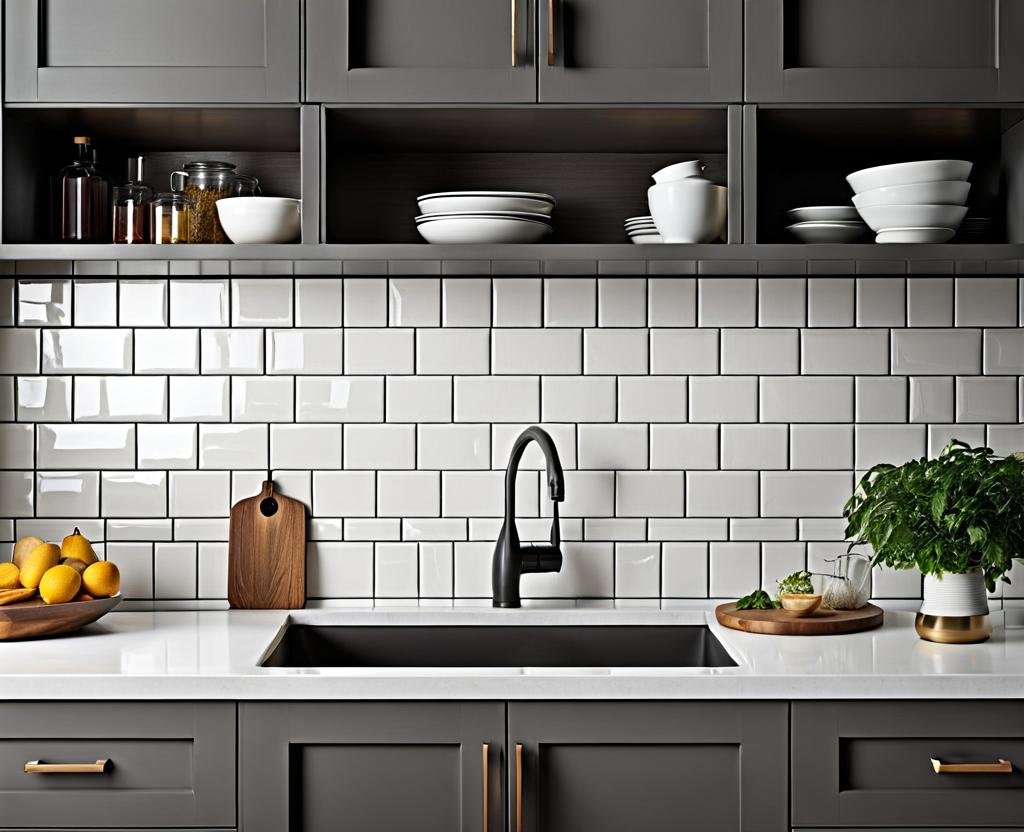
1,606,1022,700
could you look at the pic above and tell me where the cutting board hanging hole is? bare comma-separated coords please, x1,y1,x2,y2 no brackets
259,497,278,517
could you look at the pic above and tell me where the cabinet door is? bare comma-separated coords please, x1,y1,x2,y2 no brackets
241,702,505,832
306,0,536,103
4,0,300,103
746,0,1024,102
507,701,787,832
538,0,742,102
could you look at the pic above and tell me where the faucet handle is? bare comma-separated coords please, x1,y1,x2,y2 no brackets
520,543,562,575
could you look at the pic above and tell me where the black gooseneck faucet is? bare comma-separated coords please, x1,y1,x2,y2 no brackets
493,426,566,608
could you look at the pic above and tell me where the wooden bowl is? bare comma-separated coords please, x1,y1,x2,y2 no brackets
780,593,823,617
0,594,121,640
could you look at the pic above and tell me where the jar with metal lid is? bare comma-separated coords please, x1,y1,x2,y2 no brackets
170,160,249,243
150,192,193,244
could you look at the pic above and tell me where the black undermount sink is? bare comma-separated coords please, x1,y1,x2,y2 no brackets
261,625,736,668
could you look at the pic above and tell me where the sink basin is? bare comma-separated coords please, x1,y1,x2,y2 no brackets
261,624,736,668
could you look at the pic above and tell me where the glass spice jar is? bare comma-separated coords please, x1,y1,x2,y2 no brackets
170,160,242,243
150,192,193,244
112,156,152,244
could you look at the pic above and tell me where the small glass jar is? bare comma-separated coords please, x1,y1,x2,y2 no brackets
150,192,193,244
112,156,152,244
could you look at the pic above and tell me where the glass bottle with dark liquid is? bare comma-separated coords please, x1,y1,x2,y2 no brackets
56,136,107,243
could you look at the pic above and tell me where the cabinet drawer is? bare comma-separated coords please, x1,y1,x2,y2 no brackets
793,702,1024,827
0,702,235,828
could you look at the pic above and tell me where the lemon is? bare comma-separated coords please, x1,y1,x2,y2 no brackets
20,543,61,589
60,557,88,577
12,535,45,569
61,527,97,565
82,561,120,598
0,562,21,590
38,564,81,605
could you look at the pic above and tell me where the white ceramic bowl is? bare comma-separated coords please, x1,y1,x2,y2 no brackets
786,206,860,223
651,160,705,184
216,197,301,244
875,227,956,244
648,180,727,244
415,210,551,223
630,232,664,244
787,221,867,244
856,203,967,233
852,180,971,209
416,216,551,244
846,160,972,194
417,191,555,216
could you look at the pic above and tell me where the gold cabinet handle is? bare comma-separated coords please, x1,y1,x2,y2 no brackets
25,759,109,774
931,758,1013,774
547,0,556,65
482,743,489,832
515,743,523,832
511,0,517,66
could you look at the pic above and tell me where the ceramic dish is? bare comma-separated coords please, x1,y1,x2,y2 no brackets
875,227,957,244
651,160,705,184
414,209,552,224
216,197,301,244
786,221,867,244
625,224,658,233
852,180,971,209
780,593,823,617
856,203,967,233
416,215,552,244
417,191,555,216
846,160,972,194
786,206,860,223
629,233,664,244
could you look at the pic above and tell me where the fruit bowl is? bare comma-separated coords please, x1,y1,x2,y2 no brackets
0,594,122,640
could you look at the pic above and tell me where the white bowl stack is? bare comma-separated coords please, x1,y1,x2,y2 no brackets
624,215,662,244
785,206,867,243
415,191,555,244
848,160,972,244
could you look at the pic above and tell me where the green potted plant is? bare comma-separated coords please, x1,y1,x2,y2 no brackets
843,441,1024,643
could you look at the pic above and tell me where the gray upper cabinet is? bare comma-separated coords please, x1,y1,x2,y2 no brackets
240,701,505,832
538,0,743,102
507,701,787,832
306,0,536,103
4,0,300,103
746,0,1024,102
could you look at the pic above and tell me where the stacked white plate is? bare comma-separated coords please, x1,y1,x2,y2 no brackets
625,215,662,244
415,191,555,243
847,161,972,244
786,206,867,243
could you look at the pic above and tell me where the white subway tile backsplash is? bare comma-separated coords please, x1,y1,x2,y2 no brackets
375,542,418,597
892,329,981,375
855,376,907,423
799,518,847,541
686,471,758,517
19,280,70,326
690,376,758,422
649,518,729,541
232,278,293,326
43,329,132,374
584,329,648,375
454,376,538,423
662,542,708,597
616,472,684,517
296,278,343,327
75,377,167,422
909,377,954,423
598,279,647,327
759,278,806,327
857,278,905,326
493,328,582,376
761,471,852,517
761,542,806,589
698,279,756,327
987,425,1024,456
956,377,1018,423
155,542,196,599
345,424,415,469
199,424,268,469
542,376,615,423
17,376,71,421
419,542,454,597
108,542,153,598
618,376,687,423
343,279,387,327
403,518,467,542
790,424,853,469
733,519,796,542
385,376,452,422
760,376,853,423
170,376,229,422
137,424,197,470
341,518,395,541
37,423,134,469
807,278,854,327
74,279,117,326
545,278,595,327
585,518,646,541
720,424,788,470
101,471,166,517
578,424,648,470
709,542,759,597
119,280,168,327
650,329,718,375
550,471,614,518
308,542,373,598
417,328,489,374
201,329,264,374
344,329,412,374
169,471,229,517
442,470,537,517
169,279,228,326
983,329,1024,374
855,424,926,469
443,279,491,327
232,377,293,422
615,542,659,597
312,470,375,517
417,424,490,470
0,379,13,421
721,329,799,375
198,542,228,599
271,424,341,469
955,277,1017,326
269,329,343,374
907,277,953,327
36,471,99,517
648,278,696,327
135,329,199,374
650,424,718,470
378,471,440,517
0,329,40,373
493,278,541,327
802,329,888,374
389,279,440,327
297,376,383,423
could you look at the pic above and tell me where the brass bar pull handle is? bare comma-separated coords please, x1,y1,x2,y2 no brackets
25,759,109,774
512,0,518,66
515,743,523,832
547,0,555,65
482,743,489,832
931,758,1013,774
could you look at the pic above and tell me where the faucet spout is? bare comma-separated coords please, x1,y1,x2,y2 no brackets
492,426,566,608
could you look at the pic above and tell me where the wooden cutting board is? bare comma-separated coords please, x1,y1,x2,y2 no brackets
715,602,884,636
228,481,306,609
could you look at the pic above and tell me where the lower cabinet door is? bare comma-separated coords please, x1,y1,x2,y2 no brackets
507,701,787,832
241,702,504,832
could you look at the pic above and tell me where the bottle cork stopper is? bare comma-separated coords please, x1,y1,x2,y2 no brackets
74,136,90,144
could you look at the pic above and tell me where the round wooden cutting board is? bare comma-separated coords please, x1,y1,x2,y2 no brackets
715,602,884,636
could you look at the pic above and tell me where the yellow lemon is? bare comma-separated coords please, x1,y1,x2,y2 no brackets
38,564,81,605
61,527,98,565
82,561,120,598
12,535,45,569
20,543,61,589
60,557,88,577
0,562,21,591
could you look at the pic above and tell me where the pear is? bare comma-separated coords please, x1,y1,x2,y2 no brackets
61,527,98,565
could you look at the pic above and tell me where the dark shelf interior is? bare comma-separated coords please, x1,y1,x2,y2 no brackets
755,107,1024,244
2,107,302,244
324,107,731,244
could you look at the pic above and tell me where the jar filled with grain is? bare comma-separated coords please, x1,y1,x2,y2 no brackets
169,161,251,243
